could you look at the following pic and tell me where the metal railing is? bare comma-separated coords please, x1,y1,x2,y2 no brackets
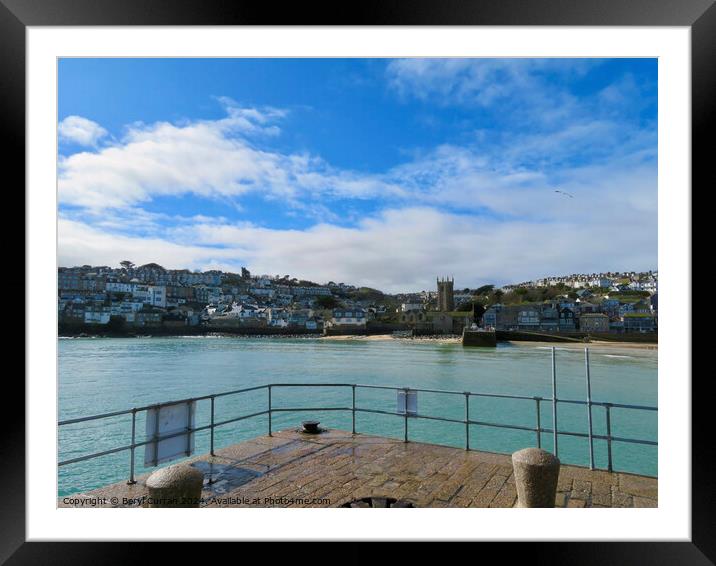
58,347,657,485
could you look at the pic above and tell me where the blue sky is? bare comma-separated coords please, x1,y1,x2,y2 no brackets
58,58,657,292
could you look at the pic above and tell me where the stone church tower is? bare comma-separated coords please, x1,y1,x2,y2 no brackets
436,277,455,312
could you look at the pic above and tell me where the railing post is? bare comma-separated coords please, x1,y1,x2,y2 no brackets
210,395,215,456
185,401,192,456
127,408,137,485
585,348,595,470
534,397,542,449
605,403,613,472
153,405,160,467
268,385,272,437
551,347,558,457
351,385,356,435
464,393,470,451
403,388,409,443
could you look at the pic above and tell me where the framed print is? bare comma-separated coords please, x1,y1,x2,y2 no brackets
7,0,709,560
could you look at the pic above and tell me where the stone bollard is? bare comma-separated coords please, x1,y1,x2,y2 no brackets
145,463,205,508
511,448,560,508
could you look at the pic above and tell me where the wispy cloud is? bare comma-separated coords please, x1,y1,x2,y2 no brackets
60,202,655,292
58,115,108,147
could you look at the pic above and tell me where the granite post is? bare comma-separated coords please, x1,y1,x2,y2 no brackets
512,447,560,508
145,463,204,508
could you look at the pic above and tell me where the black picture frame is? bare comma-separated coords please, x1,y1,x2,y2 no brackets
6,0,706,561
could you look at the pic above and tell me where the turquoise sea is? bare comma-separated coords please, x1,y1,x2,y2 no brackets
58,337,658,496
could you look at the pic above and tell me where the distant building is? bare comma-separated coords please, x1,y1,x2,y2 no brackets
623,313,656,332
650,293,658,313
579,313,610,332
329,309,367,327
483,304,519,330
436,277,454,312
558,307,576,331
517,306,541,329
399,311,426,325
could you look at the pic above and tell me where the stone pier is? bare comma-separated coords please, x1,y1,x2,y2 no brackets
59,429,657,508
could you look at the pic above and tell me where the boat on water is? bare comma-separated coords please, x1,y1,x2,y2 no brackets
462,324,497,347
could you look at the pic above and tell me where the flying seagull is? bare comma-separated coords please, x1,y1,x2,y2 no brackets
554,189,574,198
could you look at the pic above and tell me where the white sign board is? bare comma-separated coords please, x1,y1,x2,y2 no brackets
144,401,196,467
397,390,418,416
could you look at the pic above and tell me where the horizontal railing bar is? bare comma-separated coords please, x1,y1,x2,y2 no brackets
58,385,272,427
132,384,270,409
557,398,658,411
210,384,270,399
265,383,353,388
59,408,135,426
609,435,658,446
59,444,134,467
355,407,405,418
270,407,352,412
409,413,465,425
547,428,657,446
360,384,466,396
355,407,464,425
469,420,537,433
211,410,270,428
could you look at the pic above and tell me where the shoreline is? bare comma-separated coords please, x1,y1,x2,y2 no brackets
509,339,657,351
320,333,461,344
59,331,658,350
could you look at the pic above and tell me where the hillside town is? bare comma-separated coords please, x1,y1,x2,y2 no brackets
58,263,657,336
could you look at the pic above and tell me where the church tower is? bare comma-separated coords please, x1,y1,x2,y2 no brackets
436,277,455,312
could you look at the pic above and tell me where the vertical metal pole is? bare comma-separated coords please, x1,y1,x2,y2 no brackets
464,393,470,451
127,408,137,484
351,385,356,435
268,385,272,437
185,401,192,456
605,403,613,472
551,347,558,457
210,396,215,456
153,405,160,467
534,397,542,449
403,388,409,443
585,348,595,470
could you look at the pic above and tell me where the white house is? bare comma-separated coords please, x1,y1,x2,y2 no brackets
329,309,367,327
106,281,133,293
84,308,110,324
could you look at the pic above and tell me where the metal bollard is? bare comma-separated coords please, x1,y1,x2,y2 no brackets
511,447,560,508
145,463,204,508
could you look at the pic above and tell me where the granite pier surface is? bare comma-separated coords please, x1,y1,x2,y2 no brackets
59,429,657,508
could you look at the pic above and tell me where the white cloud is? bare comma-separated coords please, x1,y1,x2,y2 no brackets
58,115,108,147
60,203,656,292
57,103,407,210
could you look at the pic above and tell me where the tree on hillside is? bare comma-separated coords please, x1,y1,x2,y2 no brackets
107,315,127,333
120,260,135,270
475,284,495,296
472,302,486,324
315,295,341,309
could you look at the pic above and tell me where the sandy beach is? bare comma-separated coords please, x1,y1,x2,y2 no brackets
320,333,461,344
320,334,657,353
510,340,656,351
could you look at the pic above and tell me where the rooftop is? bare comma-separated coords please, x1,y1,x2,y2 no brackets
59,429,657,508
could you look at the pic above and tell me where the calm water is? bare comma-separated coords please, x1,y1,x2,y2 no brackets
58,337,658,496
